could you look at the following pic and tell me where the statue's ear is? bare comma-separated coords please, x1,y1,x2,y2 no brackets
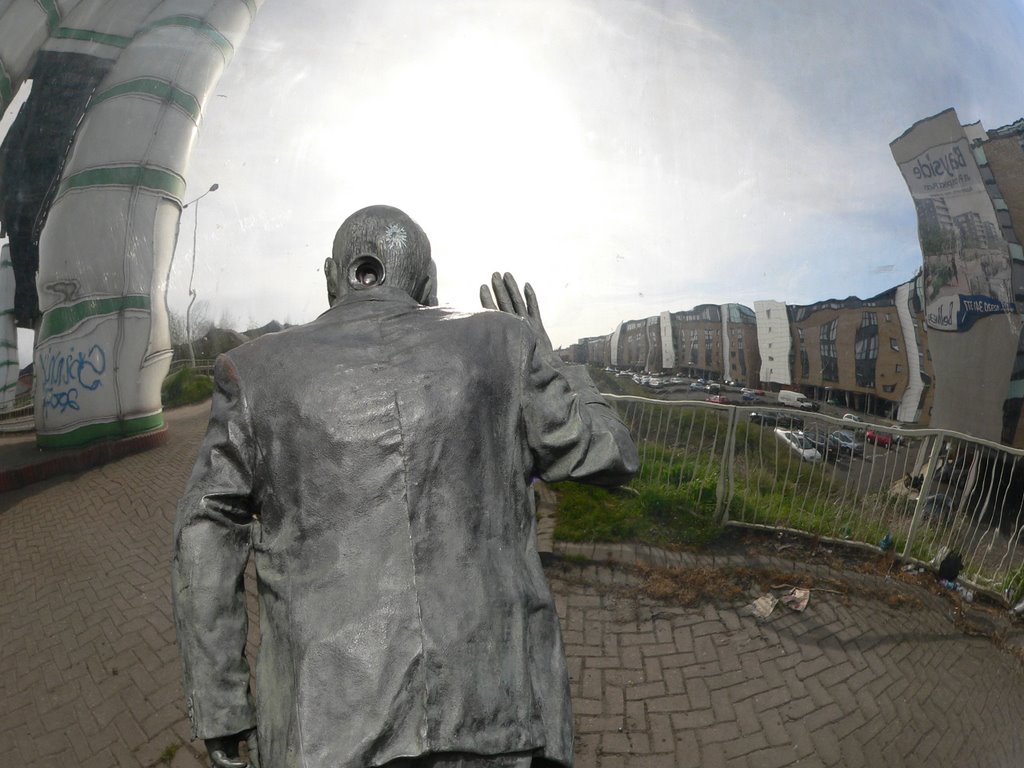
324,257,339,306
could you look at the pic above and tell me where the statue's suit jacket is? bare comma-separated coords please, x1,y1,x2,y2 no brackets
172,287,639,768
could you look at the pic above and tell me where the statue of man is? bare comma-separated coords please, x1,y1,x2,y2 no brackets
172,205,639,768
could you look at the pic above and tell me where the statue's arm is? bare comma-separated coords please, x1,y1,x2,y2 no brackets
171,355,258,757
520,330,639,486
481,272,639,486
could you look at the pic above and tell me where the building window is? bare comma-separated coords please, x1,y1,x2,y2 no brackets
862,312,877,328
705,329,714,366
766,308,771,319
820,319,839,382
895,364,902,374
890,338,900,351
883,384,896,393
855,319,878,388
885,313,892,323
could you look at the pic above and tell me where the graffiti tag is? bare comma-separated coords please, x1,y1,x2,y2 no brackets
40,344,107,413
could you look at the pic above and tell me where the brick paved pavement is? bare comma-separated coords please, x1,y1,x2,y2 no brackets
2,402,1024,767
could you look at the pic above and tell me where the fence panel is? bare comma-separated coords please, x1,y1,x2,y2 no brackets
605,394,1024,603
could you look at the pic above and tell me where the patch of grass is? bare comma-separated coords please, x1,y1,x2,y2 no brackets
553,478,724,549
159,743,180,764
162,366,214,408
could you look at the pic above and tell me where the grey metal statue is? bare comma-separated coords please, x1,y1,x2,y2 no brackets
172,205,639,768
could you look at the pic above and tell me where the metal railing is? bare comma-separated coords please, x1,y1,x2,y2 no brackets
606,394,1024,604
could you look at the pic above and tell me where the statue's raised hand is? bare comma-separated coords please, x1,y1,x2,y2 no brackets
480,272,553,354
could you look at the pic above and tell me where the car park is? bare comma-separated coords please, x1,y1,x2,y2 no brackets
775,428,823,462
830,429,863,456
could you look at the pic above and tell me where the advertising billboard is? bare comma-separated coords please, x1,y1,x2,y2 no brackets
892,108,1015,331
892,109,1021,441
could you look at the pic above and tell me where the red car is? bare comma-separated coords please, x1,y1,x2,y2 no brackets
707,394,730,405
865,430,893,448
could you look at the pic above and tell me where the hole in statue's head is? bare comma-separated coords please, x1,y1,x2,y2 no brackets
350,255,385,289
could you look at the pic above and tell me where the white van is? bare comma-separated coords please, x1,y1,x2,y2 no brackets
778,390,815,410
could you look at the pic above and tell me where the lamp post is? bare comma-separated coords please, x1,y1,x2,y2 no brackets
182,183,218,367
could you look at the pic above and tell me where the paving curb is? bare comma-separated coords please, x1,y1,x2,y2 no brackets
0,427,168,492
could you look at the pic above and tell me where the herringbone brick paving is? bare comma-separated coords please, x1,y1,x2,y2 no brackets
1,402,1023,767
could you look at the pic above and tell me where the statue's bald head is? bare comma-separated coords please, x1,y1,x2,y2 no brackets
325,205,437,307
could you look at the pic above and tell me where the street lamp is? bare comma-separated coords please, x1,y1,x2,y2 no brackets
182,183,218,367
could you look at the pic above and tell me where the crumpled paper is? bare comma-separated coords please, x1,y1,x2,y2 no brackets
781,587,810,612
749,594,778,619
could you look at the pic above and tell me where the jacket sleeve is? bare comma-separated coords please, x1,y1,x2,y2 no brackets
171,354,258,740
520,330,639,486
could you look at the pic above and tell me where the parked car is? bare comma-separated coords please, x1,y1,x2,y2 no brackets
741,390,759,402
707,394,730,405
778,390,817,411
830,429,863,456
802,428,842,462
689,381,706,391
842,413,864,424
749,412,804,429
648,377,664,388
668,375,685,385
865,430,893,448
775,428,823,462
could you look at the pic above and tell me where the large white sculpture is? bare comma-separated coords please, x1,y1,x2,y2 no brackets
0,0,262,447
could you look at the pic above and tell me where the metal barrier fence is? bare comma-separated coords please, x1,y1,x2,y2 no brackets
606,394,1024,604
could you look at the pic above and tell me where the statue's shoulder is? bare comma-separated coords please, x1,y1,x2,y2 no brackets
224,321,313,368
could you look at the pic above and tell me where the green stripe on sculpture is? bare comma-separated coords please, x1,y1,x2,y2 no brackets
57,165,186,202
0,360,16,367
143,16,233,57
39,295,151,342
55,27,133,48
0,340,15,348
37,413,165,449
91,78,201,122
0,381,17,392
35,0,61,32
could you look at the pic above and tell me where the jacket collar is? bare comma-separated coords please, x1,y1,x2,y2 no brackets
318,286,422,318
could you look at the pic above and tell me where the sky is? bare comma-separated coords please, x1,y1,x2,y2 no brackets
10,0,1024,364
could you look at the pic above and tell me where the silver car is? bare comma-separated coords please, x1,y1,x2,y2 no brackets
775,428,823,462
